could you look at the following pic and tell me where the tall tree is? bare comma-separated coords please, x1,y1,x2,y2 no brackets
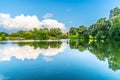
109,7,120,18
69,27,79,36
78,26,88,36
49,28,62,39
109,16,120,40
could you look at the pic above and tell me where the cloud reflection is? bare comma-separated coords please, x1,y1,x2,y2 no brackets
0,42,67,61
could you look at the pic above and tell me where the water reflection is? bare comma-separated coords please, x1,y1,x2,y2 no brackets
0,39,120,72
69,39,120,71
0,41,67,61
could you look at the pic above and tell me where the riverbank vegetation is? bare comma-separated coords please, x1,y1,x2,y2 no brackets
0,7,120,41
0,28,68,40
69,7,120,41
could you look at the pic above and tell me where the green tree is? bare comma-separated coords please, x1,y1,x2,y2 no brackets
89,18,110,39
16,30,26,38
31,28,39,40
109,16,120,40
69,27,79,36
89,24,99,38
38,28,49,40
109,7,120,18
0,32,8,37
78,25,88,38
24,32,32,39
0,34,6,40
9,32,18,37
49,28,62,39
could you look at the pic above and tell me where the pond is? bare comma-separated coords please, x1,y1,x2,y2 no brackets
0,40,120,80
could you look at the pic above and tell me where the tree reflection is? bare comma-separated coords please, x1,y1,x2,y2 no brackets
69,39,89,52
13,41,62,49
69,39,120,71
0,42,7,44
89,40,120,71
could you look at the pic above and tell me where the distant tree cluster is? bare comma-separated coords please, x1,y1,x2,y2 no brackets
0,28,67,40
0,32,8,40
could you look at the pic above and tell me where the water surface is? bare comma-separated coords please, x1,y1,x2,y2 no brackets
0,40,120,80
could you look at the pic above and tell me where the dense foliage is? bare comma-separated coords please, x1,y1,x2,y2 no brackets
69,7,120,40
0,32,8,40
7,28,65,40
69,39,120,71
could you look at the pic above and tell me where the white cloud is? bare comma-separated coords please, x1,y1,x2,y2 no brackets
0,42,67,61
0,13,66,33
40,19,66,32
43,13,53,19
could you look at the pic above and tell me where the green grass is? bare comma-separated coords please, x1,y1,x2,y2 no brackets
68,36,78,39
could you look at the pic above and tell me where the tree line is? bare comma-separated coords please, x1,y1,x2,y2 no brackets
12,41,62,49
69,7,120,40
0,28,67,40
0,7,120,40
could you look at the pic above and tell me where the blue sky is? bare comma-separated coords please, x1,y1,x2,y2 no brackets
0,0,120,32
